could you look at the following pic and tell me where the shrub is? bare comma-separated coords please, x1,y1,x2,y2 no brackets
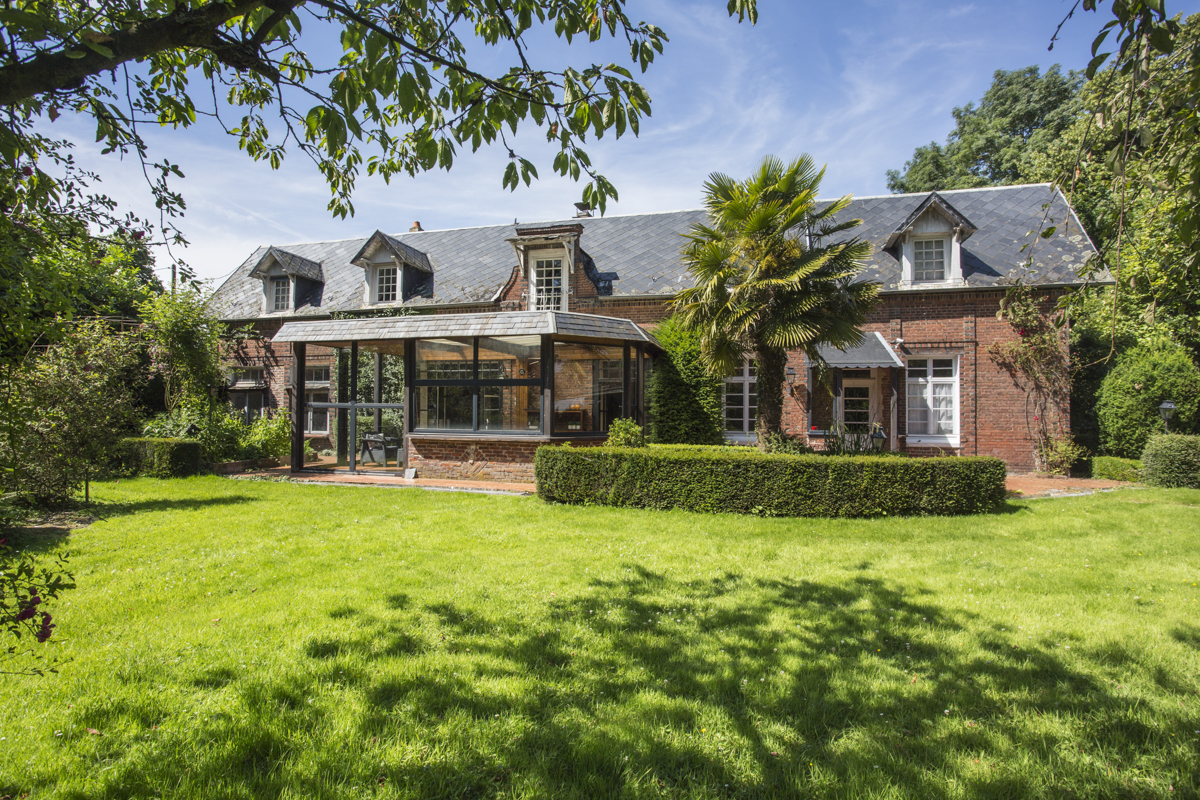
116,438,203,478
243,412,291,460
605,418,646,448
1091,456,1142,482
1037,434,1088,476
535,445,1007,518
762,432,814,456
646,316,724,445
1096,342,1200,458
1141,434,1200,489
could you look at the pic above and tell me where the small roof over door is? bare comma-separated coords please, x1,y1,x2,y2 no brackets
815,331,904,369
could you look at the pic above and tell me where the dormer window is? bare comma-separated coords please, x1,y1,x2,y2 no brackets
271,277,291,311
913,238,946,282
533,257,565,311
377,267,398,303
886,193,977,290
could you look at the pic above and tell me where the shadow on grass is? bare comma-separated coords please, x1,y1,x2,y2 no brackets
93,494,258,520
35,568,1199,800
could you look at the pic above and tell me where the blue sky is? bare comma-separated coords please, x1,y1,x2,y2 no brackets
42,0,1200,284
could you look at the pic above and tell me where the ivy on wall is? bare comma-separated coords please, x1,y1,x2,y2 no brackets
647,316,724,446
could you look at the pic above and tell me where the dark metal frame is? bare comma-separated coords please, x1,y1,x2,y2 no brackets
292,333,649,475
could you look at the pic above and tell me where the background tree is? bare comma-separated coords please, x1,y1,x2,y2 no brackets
0,0,757,265
140,290,226,411
4,320,142,505
886,65,1083,194
674,155,877,448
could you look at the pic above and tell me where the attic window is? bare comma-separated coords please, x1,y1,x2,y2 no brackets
271,277,291,311
377,267,397,303
913,239,946,282
533,258,564,311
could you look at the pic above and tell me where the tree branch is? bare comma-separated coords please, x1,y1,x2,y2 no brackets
0,0,269,107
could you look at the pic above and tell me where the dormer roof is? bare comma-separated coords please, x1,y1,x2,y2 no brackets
248,247,324,282
883,192,978,251
351,230,433,273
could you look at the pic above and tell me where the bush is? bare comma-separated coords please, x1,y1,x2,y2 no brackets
605,418,646,448
1141,434,1200,489
1096,342,1200,458
535,445,1007,518
243,412,291,460
647,316,724,445
116,438,203,478
1092,456,1142,482
762,432,814,456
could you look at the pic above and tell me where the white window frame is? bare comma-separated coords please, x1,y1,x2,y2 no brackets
532,257,565,311
723,359,757,443
271,276,291,312
305,389,330,433
905,356,960,447
375,266,398,303
912,237,947,282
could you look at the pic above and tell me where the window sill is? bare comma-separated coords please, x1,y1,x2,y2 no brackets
905,436,960,448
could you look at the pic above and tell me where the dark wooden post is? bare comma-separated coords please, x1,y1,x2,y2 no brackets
542,335,554,436
291,342,306,472
622,343,631,420
373,352,383,433
402,339,414,472
349,341,359,472
890,367,900,451
336,347,349,466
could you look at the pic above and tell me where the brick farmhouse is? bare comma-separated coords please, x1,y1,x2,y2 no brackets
208,183,1100,479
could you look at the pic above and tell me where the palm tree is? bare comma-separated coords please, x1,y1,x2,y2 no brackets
673,154,879,448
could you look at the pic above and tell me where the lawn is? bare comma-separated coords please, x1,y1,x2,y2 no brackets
2,477,1199,800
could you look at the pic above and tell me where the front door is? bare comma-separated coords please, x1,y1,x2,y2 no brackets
841,376,878,447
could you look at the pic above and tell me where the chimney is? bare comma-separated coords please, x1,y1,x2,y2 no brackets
573,202,593,218
410,221,423,232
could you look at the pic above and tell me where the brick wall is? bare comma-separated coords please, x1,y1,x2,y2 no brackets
776,288,1068,471
406,437,604,481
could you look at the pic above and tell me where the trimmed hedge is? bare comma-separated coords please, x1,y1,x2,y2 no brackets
1091,456,1142,482
535,445,1007,517
116,437,204,478
1141,434,1200,489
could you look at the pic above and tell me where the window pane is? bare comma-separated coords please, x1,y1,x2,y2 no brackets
907,359,927,379
906,383,929,434
914,239,945,281
932,383,955,434
844,386,871,433
534,258,564,311
932,358,954,378
724,381,745,432
272,278,290,311
479,385,542,432
553,342,623,433
377,267,397,302
415,385,472,430
306,391,329,433
416,338,473,379
478,336,541,381
305,366,330,383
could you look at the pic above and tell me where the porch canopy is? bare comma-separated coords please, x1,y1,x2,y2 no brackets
274,311,660,471
815,331,904,369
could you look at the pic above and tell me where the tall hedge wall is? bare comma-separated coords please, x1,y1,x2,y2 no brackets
647,316,724,445
536,445,1007,517
116,437,203,478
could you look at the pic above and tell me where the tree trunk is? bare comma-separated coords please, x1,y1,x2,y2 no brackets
754,346,787,451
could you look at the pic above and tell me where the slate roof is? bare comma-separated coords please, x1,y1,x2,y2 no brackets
351,231,434,273
817,332,905,369
210,184,1102,321
249,247,324,282
272,311,660,349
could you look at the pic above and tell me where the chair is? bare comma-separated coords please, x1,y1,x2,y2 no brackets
360,434,399,466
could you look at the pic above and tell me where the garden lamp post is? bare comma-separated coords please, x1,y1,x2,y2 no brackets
1159,400,1176,432
871,426,887,452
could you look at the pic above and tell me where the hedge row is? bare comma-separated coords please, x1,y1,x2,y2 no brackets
535,445,1008,517
1141,434,1200,489
116,437,204,478
1091,456,1142,482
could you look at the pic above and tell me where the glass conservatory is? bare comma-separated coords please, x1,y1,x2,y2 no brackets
273,311,659,475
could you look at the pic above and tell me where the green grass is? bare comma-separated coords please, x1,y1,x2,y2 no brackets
2,477,1200,800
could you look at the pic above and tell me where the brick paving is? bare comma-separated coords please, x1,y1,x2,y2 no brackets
1005,474,1134,498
